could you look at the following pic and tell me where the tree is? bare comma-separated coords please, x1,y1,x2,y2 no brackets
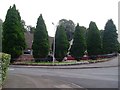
2,4,26,62
102,19,118,54
58,19,75,41
70,24,86,60
87,21,102,56
21,20,27,32
27,25,36,33
55,25,69,62
32,14,50,62
118,43,120,53
0,19,3,52
100,30,104,40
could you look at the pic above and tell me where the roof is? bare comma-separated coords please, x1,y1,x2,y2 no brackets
24,31,33,49
24,31,54,49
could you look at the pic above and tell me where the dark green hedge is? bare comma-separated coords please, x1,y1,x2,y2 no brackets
0,53,11,87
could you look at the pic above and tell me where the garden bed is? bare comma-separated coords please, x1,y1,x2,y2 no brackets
12,58,110,66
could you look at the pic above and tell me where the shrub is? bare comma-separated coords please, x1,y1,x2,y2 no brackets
0,53,11,87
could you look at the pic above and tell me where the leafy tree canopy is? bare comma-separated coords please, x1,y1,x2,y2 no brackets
58,19,75,41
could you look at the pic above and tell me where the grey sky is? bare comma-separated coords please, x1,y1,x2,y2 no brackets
0,0,119,37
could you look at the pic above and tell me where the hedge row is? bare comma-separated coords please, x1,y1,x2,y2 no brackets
0,53,11,87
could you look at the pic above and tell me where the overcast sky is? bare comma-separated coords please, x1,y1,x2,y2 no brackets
0,0,119,37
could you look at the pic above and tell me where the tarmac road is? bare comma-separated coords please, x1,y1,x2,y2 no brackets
2,56,119,89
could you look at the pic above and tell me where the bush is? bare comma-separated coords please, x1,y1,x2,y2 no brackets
46,55,53,62
0,53,11,87
89,55,97,60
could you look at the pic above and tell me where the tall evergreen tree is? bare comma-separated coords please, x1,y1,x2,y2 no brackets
55,25,69,62
2,4,26,62
102,19,118,54
0,19,3,52
32,14,50,61
70,24,86,60
118,43,120,53
87,21,102,56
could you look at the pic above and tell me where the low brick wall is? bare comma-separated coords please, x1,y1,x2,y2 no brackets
16,54,34,62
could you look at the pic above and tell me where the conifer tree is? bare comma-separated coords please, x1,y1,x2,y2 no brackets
0,19,3,52
32,14,50,62
55,25,69,62
2,4,26,62
70,24,86,60
87,21,102,56
103,19,118,54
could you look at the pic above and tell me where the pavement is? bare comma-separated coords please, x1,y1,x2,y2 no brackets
10,56,118,69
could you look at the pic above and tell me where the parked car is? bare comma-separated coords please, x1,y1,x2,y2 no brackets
24,50,31,54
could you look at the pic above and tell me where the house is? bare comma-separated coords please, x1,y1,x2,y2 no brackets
24,31,33,55
17,31,54,62
24,31,54,53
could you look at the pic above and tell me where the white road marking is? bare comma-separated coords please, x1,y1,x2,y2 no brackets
8,68,14,71
54,84,72,88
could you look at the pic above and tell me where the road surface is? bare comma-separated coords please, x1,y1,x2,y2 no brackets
3,57,118,89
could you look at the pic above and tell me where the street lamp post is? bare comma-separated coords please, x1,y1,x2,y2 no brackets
52,22,56,65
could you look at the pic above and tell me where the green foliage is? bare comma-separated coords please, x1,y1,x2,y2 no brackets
21,20,27,32
0,53,11,86
32,14,50,61
28,26,36,33
58,19,75,41
87,21,102,56
55,25,69,62
70,24,86,59
0,19,2,52
99,30,104,41
2,4,26,62
102,19,118,54
118,43,120,53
